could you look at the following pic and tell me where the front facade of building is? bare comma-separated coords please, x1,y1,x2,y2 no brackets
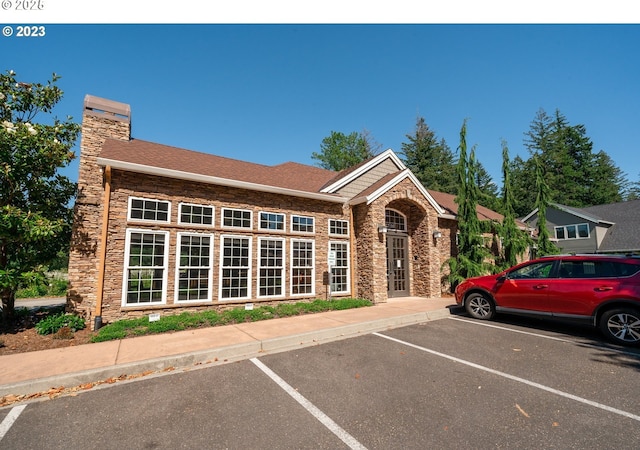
67,95,474,328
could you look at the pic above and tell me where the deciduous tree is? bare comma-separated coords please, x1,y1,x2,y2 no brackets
311,130,378,171
0,71,79,321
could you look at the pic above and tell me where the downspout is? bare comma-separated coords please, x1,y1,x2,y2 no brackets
94,165,112,330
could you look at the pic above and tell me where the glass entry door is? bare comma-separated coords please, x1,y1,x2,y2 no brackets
386,233,409,297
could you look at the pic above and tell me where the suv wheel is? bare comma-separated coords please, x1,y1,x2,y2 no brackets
465,292,495,320
599,308,640,346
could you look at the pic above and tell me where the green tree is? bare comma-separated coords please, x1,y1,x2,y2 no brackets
400,116,457,194
311,130,378,171
473,159,500,213
533,156,559,257
445,120,491,287
496,141,530,269
0,71,79,321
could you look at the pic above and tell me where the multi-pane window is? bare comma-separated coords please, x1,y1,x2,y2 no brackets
385,209,406,232
220,236,251,299
292,215,314,233
555,223,590,240
259,212,285,231
179,203,214,226
128,197,170,223
291,240,314,295
222,208,252,229
176,233,212,302
123,230,168,305
329,219,349,236
329,241,349,294
258,238,284,297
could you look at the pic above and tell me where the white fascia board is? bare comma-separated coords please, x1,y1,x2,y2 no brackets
97,158,348,204
320,149,406,193
521,208,539,223
348,169,446,215
438,213,457,220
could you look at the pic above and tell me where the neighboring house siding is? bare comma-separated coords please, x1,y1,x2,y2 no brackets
334,159,400,198
527,207,598,253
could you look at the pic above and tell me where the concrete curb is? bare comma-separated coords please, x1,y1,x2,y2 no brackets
0,307,454,398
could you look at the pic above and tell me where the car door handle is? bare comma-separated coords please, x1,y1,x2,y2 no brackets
594,286,613,291
533,284,548,290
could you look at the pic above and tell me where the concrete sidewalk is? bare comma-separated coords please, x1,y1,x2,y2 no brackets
0,297,458,399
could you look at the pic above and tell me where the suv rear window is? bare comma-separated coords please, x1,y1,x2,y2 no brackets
559,260,640,278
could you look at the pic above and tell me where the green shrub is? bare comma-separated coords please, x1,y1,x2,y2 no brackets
35,312,86,335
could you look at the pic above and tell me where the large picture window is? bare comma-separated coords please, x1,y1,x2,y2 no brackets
291,239,314,295
176,233,213,302
123,229,169,305
258,238,285,297
128,197,170,223
220,236,251,300
329,241,349,294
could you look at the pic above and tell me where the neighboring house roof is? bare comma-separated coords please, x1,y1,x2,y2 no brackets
581,200,640,253
522,201,640,253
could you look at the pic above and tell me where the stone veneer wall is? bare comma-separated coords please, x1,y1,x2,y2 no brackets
93,170,350,324
67,108,130,321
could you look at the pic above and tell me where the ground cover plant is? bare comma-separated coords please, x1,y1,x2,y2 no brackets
91,298,372,343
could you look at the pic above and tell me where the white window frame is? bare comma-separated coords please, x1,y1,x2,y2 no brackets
257,237,286,298
328,241,350,295
221,207,253,229
127,196,171,224
219,234,252,301
122,228,169,306
555,223,590,240
178,202,215,227
175,232,214,303
290,239,315,296
258,211,286,232
291,215,315,234
328,219,349,237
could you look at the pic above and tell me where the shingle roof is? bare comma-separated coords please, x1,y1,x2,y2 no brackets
428,190,506,222
581,200,640,252
99,138,337,194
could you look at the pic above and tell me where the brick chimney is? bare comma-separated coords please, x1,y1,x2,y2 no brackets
67,95,131,320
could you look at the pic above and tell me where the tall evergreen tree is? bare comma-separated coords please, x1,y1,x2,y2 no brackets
496,141,531,269
445,121,491,288
533,156,559,256
400,116,457,194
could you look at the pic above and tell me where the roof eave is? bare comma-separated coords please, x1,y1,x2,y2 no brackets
97,158,348,204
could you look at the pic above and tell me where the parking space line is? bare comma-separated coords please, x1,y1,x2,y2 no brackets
0,405,26,442
449,317,635,355
250,358,368,450
373,332,640,423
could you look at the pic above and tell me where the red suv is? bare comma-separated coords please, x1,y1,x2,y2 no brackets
454,254,640,346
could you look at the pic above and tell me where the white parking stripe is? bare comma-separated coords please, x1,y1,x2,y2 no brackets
450,316,635,356
250,358,368,450
0,405,26,442
373,332,640,423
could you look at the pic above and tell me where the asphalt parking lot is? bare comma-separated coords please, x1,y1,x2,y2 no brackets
2,314,640,449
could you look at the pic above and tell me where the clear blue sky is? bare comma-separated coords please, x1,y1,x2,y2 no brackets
3,22,640,188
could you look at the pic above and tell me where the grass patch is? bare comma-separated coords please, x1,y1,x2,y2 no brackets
92,298,372,343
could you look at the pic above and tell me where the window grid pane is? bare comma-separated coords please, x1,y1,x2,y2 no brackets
329,219,348,235
126,232,166,304
259,239,284,297
385,210,406,231
221,237,250,298
330,242,349,293
259,212,285,231
180,204,213,225
223,209,252,228
292,241,313,295
177,234,211,301
292,215,314,233
129,198,169,222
